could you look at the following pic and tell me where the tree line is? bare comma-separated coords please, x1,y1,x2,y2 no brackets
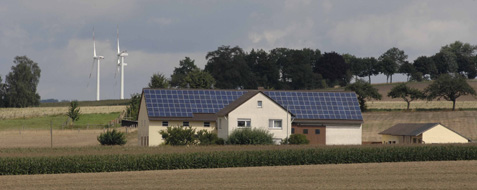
149,41,477,90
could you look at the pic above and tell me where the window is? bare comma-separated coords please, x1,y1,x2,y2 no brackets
291,128,295,134
237,119,251,128
162,121,168,127
315,129,320,134
303,129,308,134
269,119,282,129
204,122,210,127
257,100,262,108
183,121,189,126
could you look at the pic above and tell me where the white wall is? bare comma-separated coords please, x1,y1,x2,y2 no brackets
423,124,469,144
137,93,150,146
326,124,362,145
223,93,292,141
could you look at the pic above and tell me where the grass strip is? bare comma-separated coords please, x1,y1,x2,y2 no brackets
1,144,477,175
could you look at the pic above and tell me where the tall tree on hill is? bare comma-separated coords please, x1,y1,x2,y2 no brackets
432,50,458,76
246,49,279,89
425,74,476,111
379,47,408,83
398,61,416,81
4,56,41,107
360,57,380,83
181,69,216,89
387,83,425,110
345,79,382,111
170,57,198,87
315,52,350,87
440,41,477,79
413,56,437,80
0,75,4,107
343,54,363,81
148,73,169,88
205,46,254,89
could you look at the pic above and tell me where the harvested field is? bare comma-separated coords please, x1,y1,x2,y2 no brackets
0,106,126,119
1,160,476,189
367,100,477,110
362,110,477,142
0,128,137,148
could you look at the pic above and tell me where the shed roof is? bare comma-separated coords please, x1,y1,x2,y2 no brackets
379,123,471,141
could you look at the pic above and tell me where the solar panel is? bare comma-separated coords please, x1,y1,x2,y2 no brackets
144,89,362,121
264,91,362,121
144,89,247,118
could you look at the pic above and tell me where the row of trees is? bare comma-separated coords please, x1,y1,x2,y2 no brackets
150,41,477,91
0,56,41,108
347,74,476,111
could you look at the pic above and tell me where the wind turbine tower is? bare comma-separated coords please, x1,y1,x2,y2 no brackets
92,28,104,101
116,27,128,100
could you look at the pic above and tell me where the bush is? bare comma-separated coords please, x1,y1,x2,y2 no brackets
160,126,196,145
196,130,219,145
97,129,127,145
282,134,309,145
227,128,274,145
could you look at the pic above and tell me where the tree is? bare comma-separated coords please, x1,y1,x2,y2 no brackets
413,56,437,80
4,56,41,107
170,57,199,87
246,49,280,89
205,46,254,89
343,54,363,81
360,57,380,83
315,52,351,86
148,73,169,88
441,41,477,79
0,75,4,107
181,69,216,89
387,83,425,110
126,93,141,121
424,74,476,111
345,80,382,111
379,47,408,83
398,61,416,81
67,101,80,125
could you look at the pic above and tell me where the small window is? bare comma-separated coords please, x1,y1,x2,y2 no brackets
257,100,262,108
269,119,282,129
291,128,295,134
315,129,320,134
162,121,168,127
237,119,251,128
303,129,308,134
204,122,210,127
183,121,189,126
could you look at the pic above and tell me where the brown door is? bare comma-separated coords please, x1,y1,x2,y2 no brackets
292,125,326,144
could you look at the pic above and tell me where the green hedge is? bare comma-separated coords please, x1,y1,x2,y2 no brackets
2,145,477,175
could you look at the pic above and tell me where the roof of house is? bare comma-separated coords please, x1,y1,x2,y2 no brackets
142,88,363,122
379,123,471,141
216,90,294,117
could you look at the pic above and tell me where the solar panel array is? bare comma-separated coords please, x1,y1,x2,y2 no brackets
144,89,247,118
144,89,362,120
264,91,362,120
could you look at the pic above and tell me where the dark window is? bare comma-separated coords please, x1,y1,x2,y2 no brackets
291,128,295,134
162,121,168,127
315,129,320,134
204,122,210,127
183,121,189,126
303,129,308,134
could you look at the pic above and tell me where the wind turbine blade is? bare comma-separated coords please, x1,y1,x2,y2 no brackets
88,59,95,87
93,27,97,57
117,25,120,54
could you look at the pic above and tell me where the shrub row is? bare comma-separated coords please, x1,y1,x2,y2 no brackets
2,145,477,175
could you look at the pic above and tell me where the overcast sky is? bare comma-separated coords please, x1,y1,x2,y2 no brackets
1,0,477,101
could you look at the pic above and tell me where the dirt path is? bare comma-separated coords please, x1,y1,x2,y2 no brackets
1,160,476,190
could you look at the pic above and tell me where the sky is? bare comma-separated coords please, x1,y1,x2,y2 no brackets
1,0,477,101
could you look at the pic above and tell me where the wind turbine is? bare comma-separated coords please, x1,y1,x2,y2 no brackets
89,27,104,101
116,26,128,100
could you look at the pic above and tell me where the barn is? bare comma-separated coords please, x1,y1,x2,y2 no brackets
379,123,470,144
137,88,363,146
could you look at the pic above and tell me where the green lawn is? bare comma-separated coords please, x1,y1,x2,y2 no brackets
0,112,121,130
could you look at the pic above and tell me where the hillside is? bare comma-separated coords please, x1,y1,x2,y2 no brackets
362,110,477,142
